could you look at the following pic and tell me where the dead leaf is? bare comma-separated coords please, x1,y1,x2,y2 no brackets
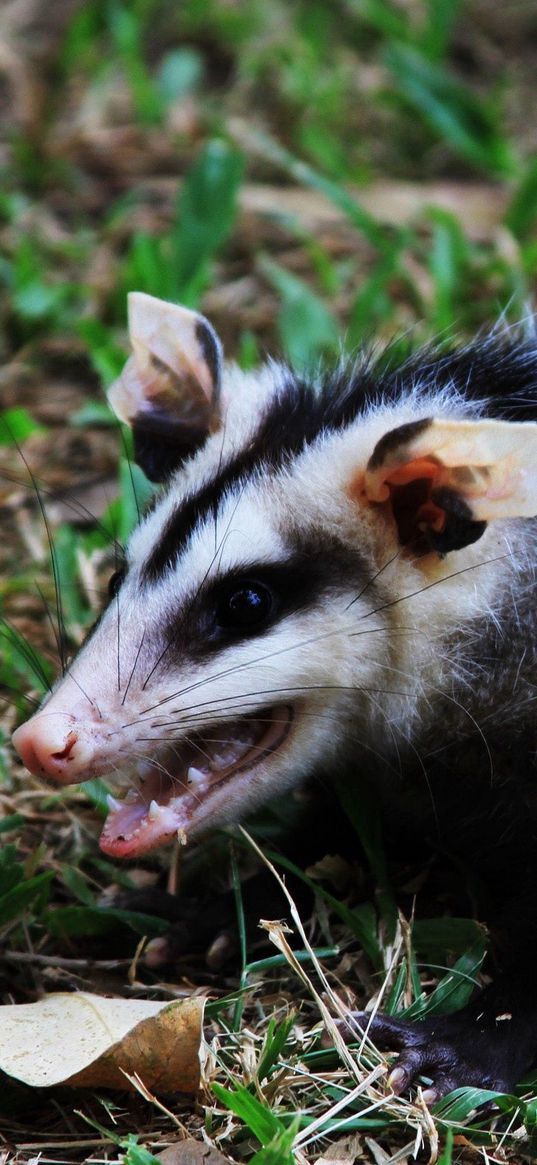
0,991,204,1092
157,1139,232,1164
314,1134,362,1163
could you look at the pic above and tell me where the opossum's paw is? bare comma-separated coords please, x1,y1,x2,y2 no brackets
105,872,307,971
334,1010,518,1102
105,886,240,969
145,924,239,971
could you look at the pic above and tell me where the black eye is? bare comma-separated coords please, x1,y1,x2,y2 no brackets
108,567,126,598
216,580,274,632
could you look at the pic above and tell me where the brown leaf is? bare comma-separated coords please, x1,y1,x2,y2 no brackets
157,1140,233,1165
0,991,204,1093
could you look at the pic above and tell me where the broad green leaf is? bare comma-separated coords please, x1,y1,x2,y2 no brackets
385,44,515,177
412,917,487,959
0,813,25,834
45,904,169,938
506,155,537,240
432,1085,521,1120
0,407,44,445
53,524,93,629
172,139,244,303
60,865,97,907
240,127,391,252
157,48,203,103
259,256,339,370
334,770,397,938
421,0,461,61
0,872,53,926
436,1127,454,1165
121,1137,162,1165
78,318,128,386
403,938,487,1018
426,208,470,334
249,1128,297,1165
339,0,410,52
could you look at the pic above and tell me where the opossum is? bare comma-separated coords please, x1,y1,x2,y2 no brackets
11,292,537,1101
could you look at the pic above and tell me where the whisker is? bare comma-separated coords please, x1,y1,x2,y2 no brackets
34,582,64,676
141,480,250,689
114,675,417,734
0,620,52,692
121,630,146,707
115,588,121,694
359,553,511,622
5,425,69,675
118,434,142,528
123,709,405,785
136,623,399,719
63,664,101,714
345,549,403,612
0,683,41,709
0,468,124,556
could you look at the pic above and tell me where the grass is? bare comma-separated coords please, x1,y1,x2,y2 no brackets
2,0,537,1160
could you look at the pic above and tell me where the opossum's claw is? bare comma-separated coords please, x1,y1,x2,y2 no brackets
103,869,313,971
333,1009,522,1102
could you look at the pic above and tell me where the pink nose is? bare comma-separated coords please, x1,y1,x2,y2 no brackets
12,715,92,784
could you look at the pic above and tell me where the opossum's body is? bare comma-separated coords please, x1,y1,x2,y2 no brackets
12,294,537,1099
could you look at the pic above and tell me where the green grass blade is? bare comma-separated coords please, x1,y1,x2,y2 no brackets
505,155,537,239
256,1014,296,1083
403,937,487,1018
265,848,381,967
172,139,244,304
334,771,397,938
232,125,393,252
212,1081,282,1145
385,44,515,177
259,255,340,369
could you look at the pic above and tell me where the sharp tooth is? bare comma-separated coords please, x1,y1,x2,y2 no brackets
125,788,139,803
187,765,206,787
148,799,161,821
106,794,123,812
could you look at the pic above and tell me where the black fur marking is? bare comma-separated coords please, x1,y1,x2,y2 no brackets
195,319,221,404
403,337,537,420
428,487,487,555
133,420,209,483
161,538,368,666
142,374,319,581
367,417,432,471
142,336,537,580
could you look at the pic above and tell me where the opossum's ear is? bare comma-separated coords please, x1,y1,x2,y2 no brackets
107,292,222,482
362,416,537,554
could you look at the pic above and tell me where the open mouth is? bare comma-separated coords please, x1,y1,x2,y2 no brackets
100,705,293,857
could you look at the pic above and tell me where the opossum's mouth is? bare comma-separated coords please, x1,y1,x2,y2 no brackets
100,704,293,857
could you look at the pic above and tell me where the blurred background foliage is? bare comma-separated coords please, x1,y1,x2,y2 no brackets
1,0,537,378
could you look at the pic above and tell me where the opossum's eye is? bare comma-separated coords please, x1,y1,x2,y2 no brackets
216,580,274,632
108,567,126,598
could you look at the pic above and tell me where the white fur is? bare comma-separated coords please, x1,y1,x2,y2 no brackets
15,355,532,849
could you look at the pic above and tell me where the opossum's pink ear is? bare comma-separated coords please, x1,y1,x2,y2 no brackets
361,416,537,554
107,292,222,482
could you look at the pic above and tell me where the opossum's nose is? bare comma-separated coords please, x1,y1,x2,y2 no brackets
12,715,94,784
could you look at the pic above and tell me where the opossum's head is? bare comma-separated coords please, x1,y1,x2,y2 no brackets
12,295,537,857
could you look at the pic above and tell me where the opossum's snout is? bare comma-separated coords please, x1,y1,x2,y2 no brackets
13,700,296,858
99,704,294,858
12,715,95,785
